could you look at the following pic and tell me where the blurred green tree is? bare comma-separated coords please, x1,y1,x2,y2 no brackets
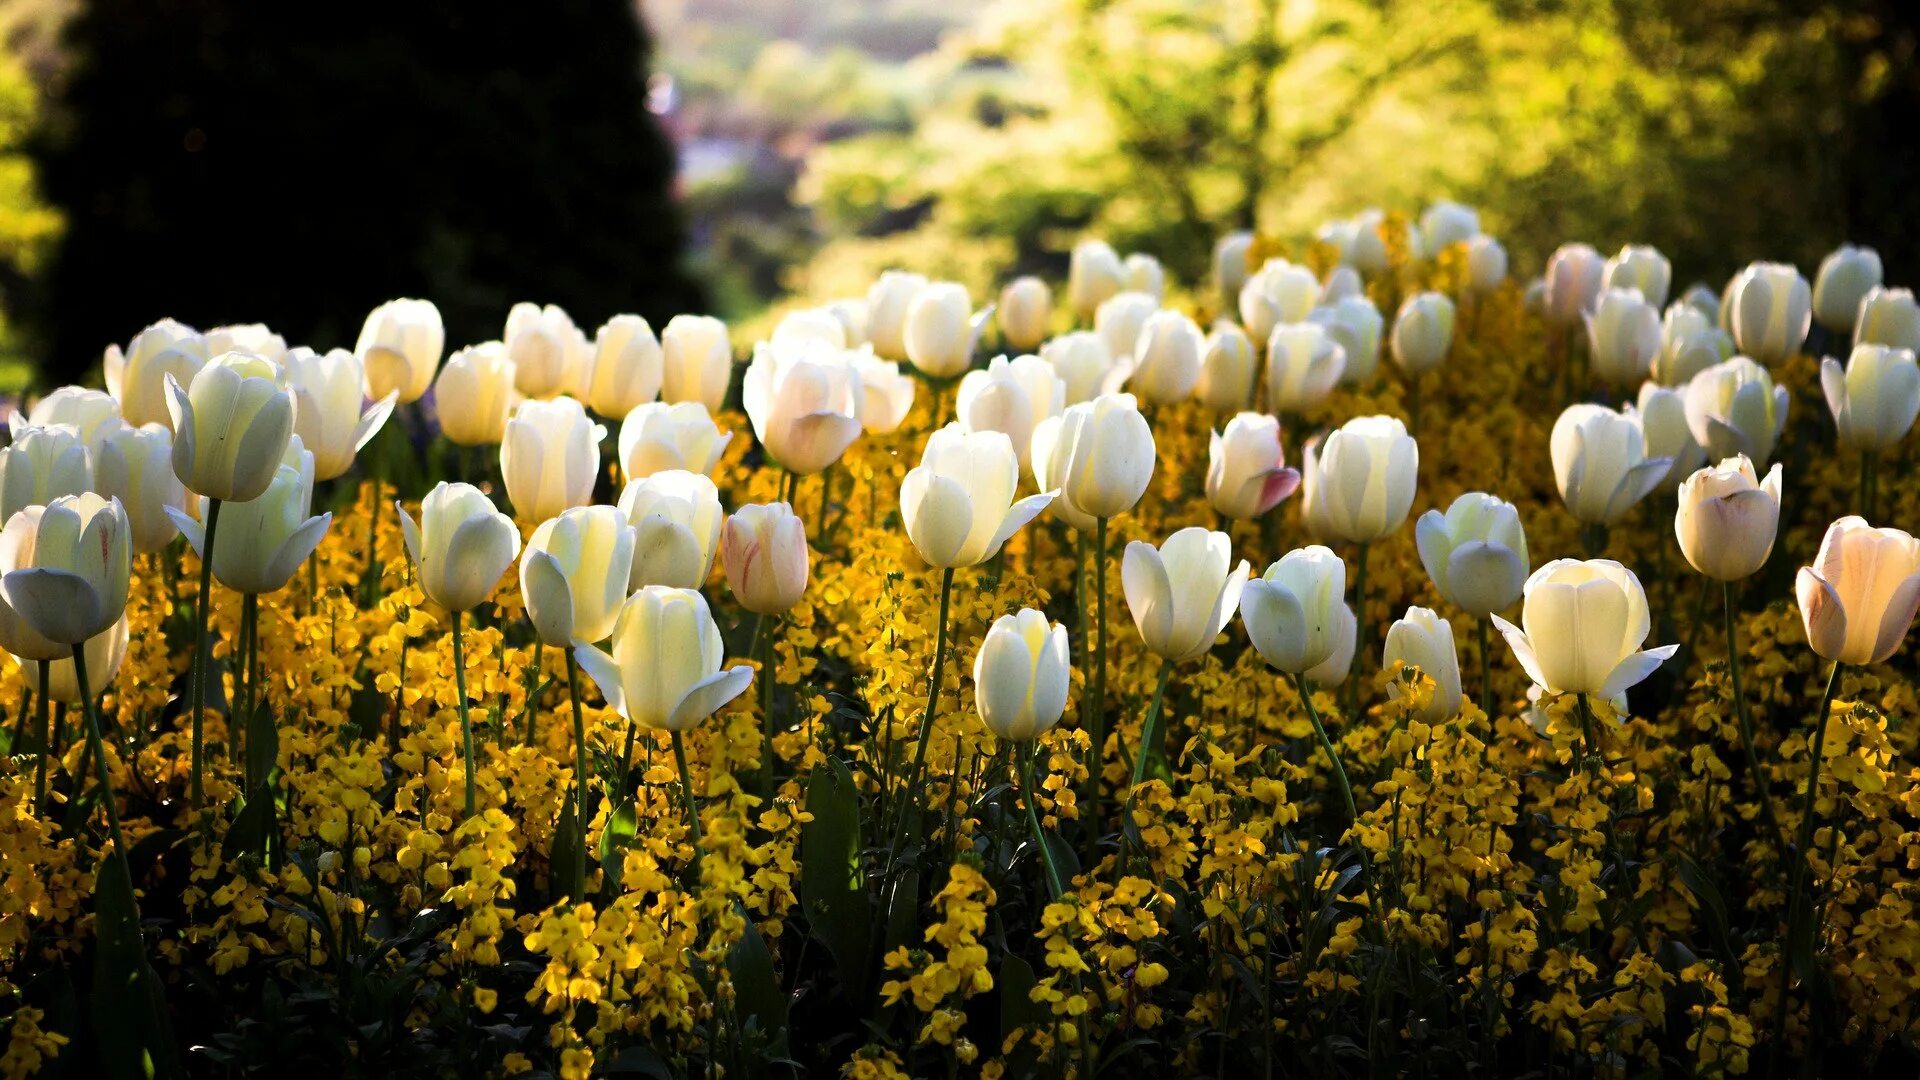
0,42,61,389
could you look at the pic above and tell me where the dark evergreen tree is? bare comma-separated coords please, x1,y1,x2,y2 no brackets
29,0,704,383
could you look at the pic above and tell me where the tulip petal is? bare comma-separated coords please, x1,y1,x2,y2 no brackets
1121,540,1175,655
1,568,104,646
167,504,207,558
355,391,400,453
264,514,332,595
1796,567,1849,662
441,513,519,611
573,643,627,718
903,470,974,569
395,502,423,569
522,548,576,647
668,665,755,732
1597,643,1679,701
984,491,1056,562
1490,613,1548,690
1868,571,1920,664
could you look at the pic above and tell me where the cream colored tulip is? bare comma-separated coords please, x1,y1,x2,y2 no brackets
1031,393,1154,522
974,608,1071,741
583,315,664,420
1206,413,1299,521
661,314,735,412
1675,455,1782,581
1797,516,1920,666
1813,245,1882,333
1415,492,1529,616
0,424,93,525
1241,545,1346,674
24,387,124,459
1466,235,1508,295
1214,231,1255,303
284,346,396,481
1302,415,1417,543
1322,266,1364,305
1194,323,1257,411
166,351,294,502
1390,291,1456,376
1683,356,1790,466
1544,243,1604,327
1384,606,1461,721
1653,302,1733,386
1266,323,1346,412
573,586,754,732
1728,262,1812,364
1068,240,1126,320
1240,260,1320,345
395,481,521,613
866,271,929,360
1337,209,1394,274
956,354,1064,470
505,302,589,399
618,400,730,479
824,298,869,347
207,323,287,365
1550,403,1671,526
1586,288,1661,385
1420,201,1479,252
105,318,208,429
500,396,602,523
1855,286,1920,353
17,616,128,703
772,308,848,351
434,343,519,447
1310,297,1384,384
1601,245,1672,309
1039,332,1120,406
904,282,979,379
0,492,132,648
1821,344,1920,450
356,298,444,405
619,469,723,590
999,276,1053,352
1128,310,1204,404
721,502,810,615
171,463,330,594
1633,382,1706,489
853,353,917,434
1492,559,1677,698
1095,291,1158,364
742,339,864,475
1122,526,1249,663
521,505,636,646
1124,252,1166,299
94,423,187,554
901,424,1054,569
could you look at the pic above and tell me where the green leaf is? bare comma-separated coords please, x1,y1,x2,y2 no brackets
726,916,789,1074
800,756,870,1003
998,953,1048,1078
244,700,278,793
551,787,584,903
883,866,920,963
91,848,179,1078
223,784,277,862
597,795,638,891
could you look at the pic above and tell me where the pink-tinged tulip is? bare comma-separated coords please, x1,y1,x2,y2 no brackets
742,339,864,476
1796,516,1920,666
721,502,810,615
1675,455,1782,581
1205,413,1299,521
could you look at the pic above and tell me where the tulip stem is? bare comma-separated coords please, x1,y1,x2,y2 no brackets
671,728,703,879
758,614,781,800
1477,617,1494,741
1343,541,1371,720
188,497,224,810
565,649,590,899
1088,515,1110,865
362,477,384,608
1294,673,1359,832
31,662,50,811
1723,582,1787,857
884,566,956,885
450,609,477,817
1019,742,1065,900
1127,658,1178,797
1772,660,1844,1059
237,592,258,789
1857,452,1876,519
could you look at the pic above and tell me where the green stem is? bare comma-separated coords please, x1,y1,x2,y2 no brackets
1857,452,1875,519
1126,658,1178,795
1088,516,1110,863
451,609,477,817
1344,540,1370,719
758,614,780,801
1020,743,1066,900
1295,673,1359,829
1723,582,1787,857
31,662,50,811
73,648,131,861
1772,661,1844,1060
238,592,259,789
884,566,956,882
672,728,703,879
1478,616,1494,751
362,476,384,607
188,497,224,808
565,649,589,899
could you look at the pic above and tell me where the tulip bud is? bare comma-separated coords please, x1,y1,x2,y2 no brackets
721,502,810,615
661,314,735,412
1549,403,1670,525
904,282,978,378
1206,413,1299,522
1321,266,1365,305
1797,516,1920,666
1128,310,1204,404
1095,291,1158,364
0,423,93,525
1492,559,1677,697
25,387,124,460
853,354,917,434
1384,606,1461,722
618,469,723,590
105,318,208,430
1265,323,1346,412
974,608,1071,741
1601,245,1672,310
434,343,519,447
171,463,331,594
1585,288,1660,385
521,505,636,646
207,323,287,365
0,492,132,648
1304,601,1359,687
356,298,444,405
1544,243,1605,327
742,339,865,475
94,423,188,554
1214,231,1255,304
1302,415,1417,543
1239,260,1321,345
1415,492,1529,616
1125,253,1166,300
1523,278,1548,316
1309,297,1384,385
619,400,731,479
1419,201,1479,252
1039,332,1119,406
1122,527,1250,662
772,308,848,351
1727,261,1812,364
1632,382,1706,489
1466,235,1508,295
1682,357,1790,466
1653,303,1733,386
956,354,1065,470
1341,209,1392,275
1813,244,1883,333
284,347,397,482
1675,455,1782,581
902,424,1055,569
17,616,129,703
1068,240,1127,320
505,302,589,400
999,276,1053,352
1193,323,1258,412
1680,283,1721,322
1390,291,1456,376
1241,545,1347,674
1855,286,1920,353
395,482,520,613
865,271,930,360
824,298,869,347
583,315,665,420
1821,344,1920,450
501,396,603,523
167,352,295,503
572,584,757,737
1031,393,1153,523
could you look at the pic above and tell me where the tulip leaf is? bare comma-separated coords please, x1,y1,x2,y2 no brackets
882,866,921,967
1671,851,1744,999
998,953,1047,1079
224,783,277,863
597,795,638,892
91,847,180,1079
244,700,278,793
551,787,584,903
725,915,790,1074
800,757,870,1004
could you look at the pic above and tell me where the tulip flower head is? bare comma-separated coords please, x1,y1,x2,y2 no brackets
1415,492,1529,615
521,505,636,646
1384,606,1461,722
1030,393,1154,524
1240,260,1321,345
660,314,735,412
1632,382,1706,489
434,343,519,448
618,400,731,479
23,386,124,459
973,608,1071,741
904,281,982,379
1727,261,1812,364
1068,240,1126,320
0,423,93,525
1420,201,1479,252
1266,323,1347,412
1194,322,1258,411
1855,286,1920,353
207,323,287,364
93,423,188,554
105,318,208,429
1122,526,1250,663
1674,454,1782,582
0,492,133,649
1682,356,1790,466
999,276,1053,352
1585,288,1661,385
1549,403,1671,526
901,424,1055,569
1309,297,1384,385
166,351,295,503
1797,516,1920,666
742,338,865,476
1241,545,1348,674
721,502,810,616
356,298,445,405
1492,559,1677,699
852,353,917,434
618,469,724,590
1465,235,1509,295
956,354,1065,470
865,271,930,360
1302,415,1418,544
1390,291,1456,376
505,302,590,400
396,482,521,613
573,586,754,733
583,314,665,420
1125,252,1166,299
1214,231,1255,302
1039,332,1121,406
772,308,848,351
284,346,397,482
1601,245,1672,309
823,298,869,347
500,395,603,523
1821,344,1920,450
1205,413,1300,521
1653,302,1733,386
1095,292,1158,365
170,462,332,594
1322,266,1365,305
1813,245,1883,333
1128,310,1205,404
1544,243,1605,327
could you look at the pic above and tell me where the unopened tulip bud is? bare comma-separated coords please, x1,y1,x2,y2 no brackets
0,492,132,648
1653,303,1733,386
0,424,93,525
1124,253,1166,300
521,505,635,646
1206,413,1299,521
1241,545,1347,674
1095,291,1158,364
618,469,723,590
1813,245,1883,333
583,315,665,420
904,281,978,378
435,343,518,447
1550,403,1670,526
1683,357,1790,466
1855,286,1920,353
501,396,602,522
395,482,519,613
956,354,1064,469
661,314,735,412
1302,415,1416,543
356,298,444,405
106,318,208,429
1384,606,1461,721
1309,297,1384,384
1415,492,1529,615
1240,260,1320,345
505,302,589,400
866,271,929,360
1585,288,1660,385
1633,382,1705,489
1821,344,1920,450
1390,291,1456,376
94,423,188,554
974,608,1071,741
1033,393,1153,522
1128,310,1204,404
999,276,1053,352
1675,454,1782,581
1466,235,1508,295
1193,323,1257,411
1544,243,1605,327
1214,232,1255,304
1266,323,1346,412
1420,201,1479,252
722,502,810,615
1601,245,1672,310
1068,240,1126,320
167,352,294,503
619,400,731,479
1797,517,1920,666
1728,261,1812,364
572,586,753,733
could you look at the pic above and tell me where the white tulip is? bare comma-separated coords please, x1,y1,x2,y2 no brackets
904,281,979,378
104,318,207,430
1214,232,1255,303
206,323,287,365
956,354,1065,470
166,351,294,503
284,347,396,481
1383,606,1461,721
1549,403,1671,525
1466,235,1509,295
1241,545,1347,674
1632,382,1706,489
1266,323,1346,412
1601,245,1672,309
1122,527,1249,663
1653,302,1733,386
1727,261,1812,364
505,302,590,400
1125,253,1166,300
0,424,93,525
1855,286,1920,353
1193,323,1258,412
171,463,330,594
1095,291,1158,363
434,343,519,448
572,583,754,733
1309,297,1384,385
1419,201,1479,252
1039,332,1120,406
356,298,444,405
618,469,723,590
853,353,917,435
1585,288,1661,385
1302,415,1416,543
500,396,602,523
1821,344,1920,450
1390,291,1456,376
1030,393,1153,524
866,271,930,360
583,315,665,420
1239,260,1321,344
93,423,188,554
741,339,864,475
1415,492,1529,616
660,314,735,412
1682,356,1791,466
521,505,635,645
619,400,731,479
1543,243,1605,327
1675,455,1782,582
395,482,520,613
1492,559,1677,698
973,608,1071,741
1068,240,1126,320
24,387,124,460
900,424,1054,569
1813,245,1883,333
999,276,1053,352
1127,310,1204,404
